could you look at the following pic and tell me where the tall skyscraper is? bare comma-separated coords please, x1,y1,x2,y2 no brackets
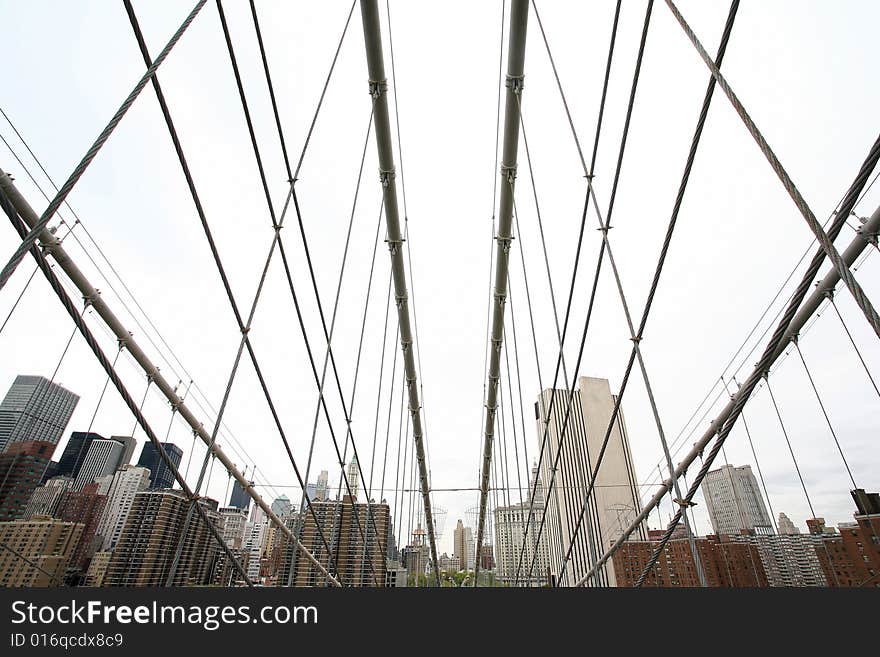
536,376,647,587
218,506,250,549
271,495,294,519
95,465,150,551
72,436,135,491
283,498,391,587
345,457,360,502
0,375,79,452
701,464,773,536
315,470,329,501
104,489,222,587
0,440,55,521
494,463,548,585
55,482,107,572
136,441,182,490
24,476,72,518
228,478,252,511
54,431,101,480
452,520,475,571
245,505,269,582
453,519,467,570
778,512,800,535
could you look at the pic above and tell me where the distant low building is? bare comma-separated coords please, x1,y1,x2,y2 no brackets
614,533,767,587
84,550,112,587
812,490,880,587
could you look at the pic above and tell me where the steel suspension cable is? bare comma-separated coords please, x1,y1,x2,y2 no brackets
792,338,858,489
829,294,880,397
0,0,207,294
299,109,371,513
589,133,880,587
508,0,627,585
664,0,880,338
241,0,392,586
217,0,380,569
557,2,742,585
0,189,254,587
513,0,656,586
721,376,779,534
121,0,340,583
553,1,748,586
293,1,357,180
762,375,840,587
360,0,439,584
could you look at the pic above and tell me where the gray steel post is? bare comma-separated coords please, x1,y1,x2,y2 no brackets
0,168,340,586
474,0,529,585
575,204,880,586
358,0,439,585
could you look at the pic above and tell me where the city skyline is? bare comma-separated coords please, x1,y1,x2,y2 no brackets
0,1,879,584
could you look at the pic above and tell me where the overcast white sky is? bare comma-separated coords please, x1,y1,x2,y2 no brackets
1,1,878,557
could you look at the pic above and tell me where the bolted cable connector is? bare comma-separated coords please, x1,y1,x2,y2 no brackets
368,78,388,99
505,74,524,95
385,236,404,256
500,163,517,185
379,167,396,188
495,234,514,254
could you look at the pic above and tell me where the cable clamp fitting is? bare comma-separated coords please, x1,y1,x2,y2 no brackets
401,337,412,352
673,498,696,508
505,74,524,95
394,291,408,308
500,163,517,185
385,236,404,255
490,337,503,352
379,167,396,188
368,78,388,99
495,234,514,254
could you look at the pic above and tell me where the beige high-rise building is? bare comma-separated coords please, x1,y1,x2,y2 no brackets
0,516,82,587
701,464,773,536
452,520,475,570
494,463,548,585
84,550,112,586
103,489,222,587
536,376,646,587
95,465,150,551
281,498,390,587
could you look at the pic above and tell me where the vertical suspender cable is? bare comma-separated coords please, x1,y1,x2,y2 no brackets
359,0,440,585
474,0,529,586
